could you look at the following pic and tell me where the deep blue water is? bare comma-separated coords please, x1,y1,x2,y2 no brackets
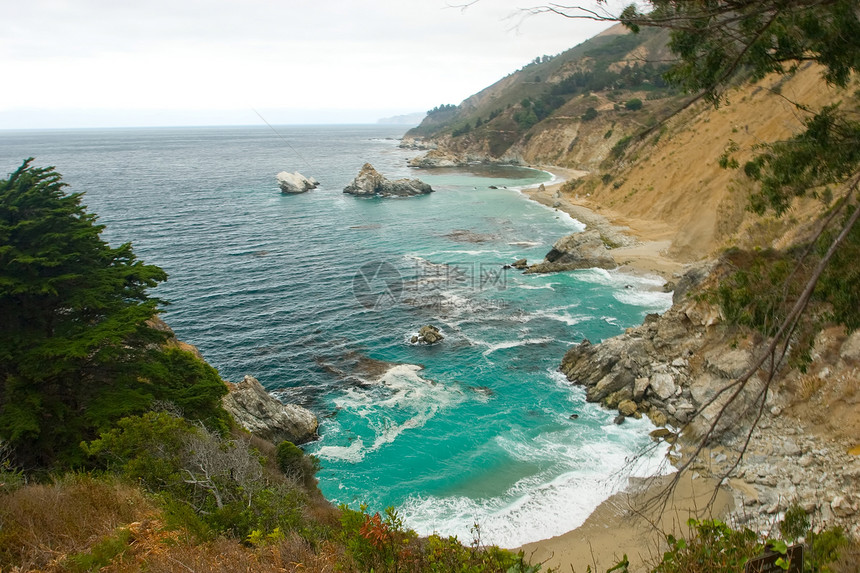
0,125,670,546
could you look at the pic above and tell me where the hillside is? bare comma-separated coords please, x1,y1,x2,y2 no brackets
403,13,860,571
404,24,681,169
405,30,857,263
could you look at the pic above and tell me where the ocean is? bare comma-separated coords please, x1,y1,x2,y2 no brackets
0,124,671,547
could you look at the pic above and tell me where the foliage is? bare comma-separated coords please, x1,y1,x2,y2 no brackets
651,519,760,573
582,107,599,121
0,160,165,467
428,103,458,115
276,440,304,475
643,515,850,573
816,205,860,330
610,135,634,160
338,504,539,573
452,122,473,137
743,106,860,216
624,98,643,111
621,1,860,106
82,411,194,490
780,504,811,543
0,160,230,470
65,528,132,572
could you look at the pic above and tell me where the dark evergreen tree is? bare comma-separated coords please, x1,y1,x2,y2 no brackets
0,159,226,469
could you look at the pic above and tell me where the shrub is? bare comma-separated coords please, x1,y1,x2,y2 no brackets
582,107,599,121
625,98,644,110
610,135,634,159
276,440,305,476
82,411,194,491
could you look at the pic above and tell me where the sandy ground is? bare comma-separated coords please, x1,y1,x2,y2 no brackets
524,166,688,281
517,167,731,571
519,473,735,573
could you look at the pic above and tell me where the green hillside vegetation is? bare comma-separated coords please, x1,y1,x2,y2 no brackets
407,27,679,158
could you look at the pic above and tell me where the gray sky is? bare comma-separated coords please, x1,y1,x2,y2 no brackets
1,0,622,129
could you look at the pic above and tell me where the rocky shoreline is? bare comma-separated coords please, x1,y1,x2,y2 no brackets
507,166,860,567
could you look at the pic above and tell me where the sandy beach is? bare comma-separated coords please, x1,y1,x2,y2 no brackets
517,167,732,572
519,473,735,572
524,166,688,281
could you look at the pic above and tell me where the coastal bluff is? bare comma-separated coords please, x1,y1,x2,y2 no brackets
343,163,432,197
222,375,319,445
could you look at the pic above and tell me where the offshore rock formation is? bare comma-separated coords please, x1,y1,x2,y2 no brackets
343,163,432,197
222,375,319,445
411,325,443,344
277,171,319,194
526,229,617,273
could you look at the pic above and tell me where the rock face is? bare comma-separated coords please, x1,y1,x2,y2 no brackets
222,375,318,445
343,163,433,197
277,171,319,194
526,229,617,273
554,260,860,538
411,325,444,344
558,265,767,440
407,150,459,168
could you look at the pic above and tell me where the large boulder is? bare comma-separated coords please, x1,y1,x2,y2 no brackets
222,375,318,445
526,230,617,273
343,163,433,197
277,171,319,194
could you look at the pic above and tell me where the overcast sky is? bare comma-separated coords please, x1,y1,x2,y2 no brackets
1,0,625,129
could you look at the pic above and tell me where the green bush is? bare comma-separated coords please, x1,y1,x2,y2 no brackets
582,107,599,121
82,411,194,491
625,98,643,110
65,529,132,572
276,441,305,475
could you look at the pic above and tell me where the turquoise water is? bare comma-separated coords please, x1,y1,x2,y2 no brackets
0,125,670,546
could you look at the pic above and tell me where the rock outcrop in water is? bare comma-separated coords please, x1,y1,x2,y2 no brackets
222,375,319,445
277,171,319,194
526,229,617,273
343,163,432,197
411,325,444,344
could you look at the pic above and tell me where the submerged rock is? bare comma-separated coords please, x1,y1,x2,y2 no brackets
526,229,617,273
343,163,432,197
277,171,319,194
222,375,318,445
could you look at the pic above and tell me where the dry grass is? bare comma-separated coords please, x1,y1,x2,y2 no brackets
105,534,344,573
0,474,155,571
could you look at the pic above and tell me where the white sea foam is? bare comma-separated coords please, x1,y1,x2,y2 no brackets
613,288,673,308
321,364,464,462
400,423,671,548
481,337,554,357
512,283,557,291
316,438,367,463
429,249,504,257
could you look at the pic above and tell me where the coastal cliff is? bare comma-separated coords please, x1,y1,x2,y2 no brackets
402,13,860,560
